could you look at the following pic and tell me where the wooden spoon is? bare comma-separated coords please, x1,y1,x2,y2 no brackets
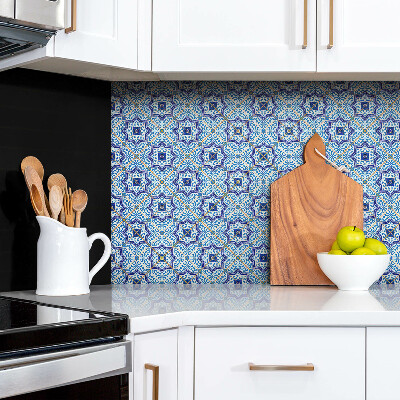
48,174,68,224
24,166,50,218
21,156,44,181
21,156,51,214
30,184,44,216
49,185,63,220
72,190,88,228
47,173,67,192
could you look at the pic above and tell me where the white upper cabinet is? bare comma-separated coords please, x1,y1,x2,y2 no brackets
317,0,400,72
0,0,156,80
55,0,137,69
153,0,317,72
3,0,400,79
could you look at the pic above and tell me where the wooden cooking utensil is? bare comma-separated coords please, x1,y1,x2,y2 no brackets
69,187,76,224
21,156,44,181
21,156,50,213
48,174,68,224
270,133,363,285
64,187,75,227
24,166,50,218
72,189,88,228
47,173,67,192
44,193,51,217
60,204,66,225
49,185,63,220
30,184,44,216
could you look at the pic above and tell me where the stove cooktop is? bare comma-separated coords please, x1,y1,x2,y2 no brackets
0,296,128,355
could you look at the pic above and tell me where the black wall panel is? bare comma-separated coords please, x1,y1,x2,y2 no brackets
0,69,111,291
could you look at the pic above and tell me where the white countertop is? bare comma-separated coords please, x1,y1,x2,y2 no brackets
3,284,400,333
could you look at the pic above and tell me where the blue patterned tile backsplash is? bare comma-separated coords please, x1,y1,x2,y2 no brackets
111,81,400,284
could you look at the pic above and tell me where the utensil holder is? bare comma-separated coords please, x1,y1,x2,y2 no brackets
36,216,111,296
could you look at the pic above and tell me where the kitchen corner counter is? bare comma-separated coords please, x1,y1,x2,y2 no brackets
3,284,400,333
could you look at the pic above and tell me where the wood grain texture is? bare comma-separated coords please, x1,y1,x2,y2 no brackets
24,166,50,218
270,133,363,285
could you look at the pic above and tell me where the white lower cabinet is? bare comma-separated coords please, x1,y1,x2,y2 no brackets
133,329,178,400
194,327,365,400
133,326,400,400
367,327,399,400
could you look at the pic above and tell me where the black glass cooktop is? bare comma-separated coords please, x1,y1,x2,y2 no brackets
0,296,128,355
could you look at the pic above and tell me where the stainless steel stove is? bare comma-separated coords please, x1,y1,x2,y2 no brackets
0,296,131,399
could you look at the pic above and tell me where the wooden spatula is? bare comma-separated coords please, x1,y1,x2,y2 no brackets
21,156,44,181
30,184,44,216
24,166,50,218
21,156,51,214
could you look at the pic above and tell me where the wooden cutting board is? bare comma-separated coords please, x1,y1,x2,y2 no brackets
270,133,363,285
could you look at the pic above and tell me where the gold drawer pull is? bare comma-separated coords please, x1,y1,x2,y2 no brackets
327,0,333,49
302,0,308,49
65,0,77,33
145,363,159,400
249,363,314,371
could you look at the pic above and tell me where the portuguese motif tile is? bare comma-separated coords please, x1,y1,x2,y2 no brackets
112,82,400,284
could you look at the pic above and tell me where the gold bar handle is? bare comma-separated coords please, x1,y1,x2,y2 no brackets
145,363,159,400
249,363,314,371
302,0,308,49
327,0,333,49
65,0,77,34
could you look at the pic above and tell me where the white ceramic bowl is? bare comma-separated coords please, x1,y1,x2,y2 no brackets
317,252,391,291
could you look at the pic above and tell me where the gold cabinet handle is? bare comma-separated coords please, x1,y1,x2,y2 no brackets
327,0,333,49
145,363,159,400
65,0,77,33
302,0,308,49
249,363,315,371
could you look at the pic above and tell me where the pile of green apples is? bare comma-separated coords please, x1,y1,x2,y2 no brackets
328,226,388,255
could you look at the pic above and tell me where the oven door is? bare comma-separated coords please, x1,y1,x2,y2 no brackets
7,374,129,400
0,341,131,399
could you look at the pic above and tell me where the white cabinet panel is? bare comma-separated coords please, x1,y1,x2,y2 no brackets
153,0,316,72
195,327,365,400
55,0,137,69
367,327,400,400
134,329,177,400
318,0,400,72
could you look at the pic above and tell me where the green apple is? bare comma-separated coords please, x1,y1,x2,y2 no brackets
328,249,347,255
364,238,387,255
351,247,376,255
336,226,365,253
331,240,340,250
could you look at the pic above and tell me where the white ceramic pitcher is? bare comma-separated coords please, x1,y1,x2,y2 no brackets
36,216,111,296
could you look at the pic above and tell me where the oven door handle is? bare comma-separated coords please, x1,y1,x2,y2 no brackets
0,353,78,371
0,341,131,399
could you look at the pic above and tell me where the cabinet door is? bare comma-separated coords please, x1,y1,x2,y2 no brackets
195,327,365,400
54,0,137,69
367,327,399,400
318,0,400,72
153,0,316,72
133,329,177,400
